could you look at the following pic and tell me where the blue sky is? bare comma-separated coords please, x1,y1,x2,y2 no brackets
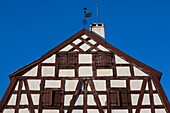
0,0,170,101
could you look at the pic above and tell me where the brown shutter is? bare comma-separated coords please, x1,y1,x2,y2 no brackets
42,89,52,106
68,53,77,66
57,54,67,66
110,90,119,106
120,90,129,106
53,89,62,107
95,53,113,67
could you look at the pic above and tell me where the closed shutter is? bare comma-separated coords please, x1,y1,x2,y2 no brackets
53,89,62,107
120,90,129,106
42,89,52,106
94,53,113,67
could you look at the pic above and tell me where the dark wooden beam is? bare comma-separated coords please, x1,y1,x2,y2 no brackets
88,80,104,113
24,80,35,113
67,80,83,113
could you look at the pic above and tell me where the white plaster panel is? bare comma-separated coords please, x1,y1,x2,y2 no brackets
42,54,56,63
22,83,26,90
134,66,148,76
153,94,163,105
115,55,129,64
31,94,39,105
23,66,38,76
152,80,156,90
3,109,15,113
22,84,25,90
42,66,55,77
97,69,113,77
8,94,17,105
145,82,149,90
45,80,61,88
111,109,128,113
93,80,106,91
65,80,78,91
88,39,96,45
64,95,72,105
97,45,109,51
132,109,136,113
72,110,83,113
60,44,72,51
79,66,93,76
79,54,92,64
15,82,19,90
131,94,139,105
20,94,28,105
88,95,96,105
82,34,88,39
59,69,75,77
111,80,126,88
142,94,150,105
155,109,167,113
117,67,131,76
87,109,99,113
99,95,107,106
27,79,41,90
19,109,29,113
80,43,91,51
75,95,83,105
140,109,151,113
73,39,81,45
43,110,59,113
130,80,143,90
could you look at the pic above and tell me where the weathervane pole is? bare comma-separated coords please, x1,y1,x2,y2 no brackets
96,0,99,22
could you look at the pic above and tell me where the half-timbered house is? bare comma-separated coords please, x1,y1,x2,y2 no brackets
0,23,170,113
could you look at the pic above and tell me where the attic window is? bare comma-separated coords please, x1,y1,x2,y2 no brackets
42,88,63,107
57,53,78,68
94,53,114,67
109,88,129,107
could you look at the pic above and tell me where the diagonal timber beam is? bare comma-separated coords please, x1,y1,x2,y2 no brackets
88,80,104,113
135,79,147,113
67,80,84,113
24,80,35,113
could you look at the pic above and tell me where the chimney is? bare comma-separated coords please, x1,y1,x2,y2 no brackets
90,23,105,39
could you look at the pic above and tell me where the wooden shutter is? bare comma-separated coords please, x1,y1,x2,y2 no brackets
57,54,67,66
109,89,129,107
42,89,52,106
68,53,77,66
120,90,129,106
95,53,113,67
57,53,77,67
110,90,119,106
53,89,62,107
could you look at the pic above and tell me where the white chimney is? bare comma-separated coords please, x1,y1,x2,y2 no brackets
90,23,105,39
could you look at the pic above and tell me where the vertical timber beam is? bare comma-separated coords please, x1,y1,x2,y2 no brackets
83,80,88,113
60,79,65,113
24,80,35,113
38,79,45,113
106,79,111,113
126,79,132,113
15,79,23,113
88,80,104,113
148,78,155,113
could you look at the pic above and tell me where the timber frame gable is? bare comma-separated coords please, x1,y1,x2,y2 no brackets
0,28,170,113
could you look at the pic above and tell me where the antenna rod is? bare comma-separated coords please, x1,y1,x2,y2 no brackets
96,0,99,22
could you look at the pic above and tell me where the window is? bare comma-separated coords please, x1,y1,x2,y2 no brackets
109,88,129,107
94,53,114,67
42,88,63,107
57,53,78,67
